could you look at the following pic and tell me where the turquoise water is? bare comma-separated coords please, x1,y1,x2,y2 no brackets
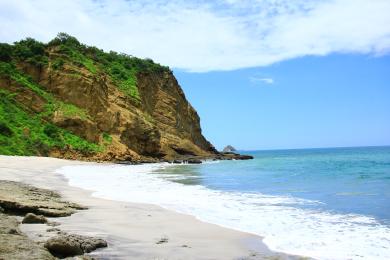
60,146,390,259
162,146,390,224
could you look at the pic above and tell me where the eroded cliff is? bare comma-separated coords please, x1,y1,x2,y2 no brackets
0,33,218,162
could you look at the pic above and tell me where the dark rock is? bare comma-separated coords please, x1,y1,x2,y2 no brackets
156,236,169,244
44,234,107,258
222,152,237,155
22,213,48,224
187,159,202,164
219,152,254,160
237,155,254,160
172,160,183,164
47,228,61,233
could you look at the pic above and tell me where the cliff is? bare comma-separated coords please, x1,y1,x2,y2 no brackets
0,33,219,162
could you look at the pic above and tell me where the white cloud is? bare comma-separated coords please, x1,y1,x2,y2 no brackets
0,0,389,72
250,77,274,84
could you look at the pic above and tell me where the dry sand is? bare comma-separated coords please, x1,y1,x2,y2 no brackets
0,155,300,260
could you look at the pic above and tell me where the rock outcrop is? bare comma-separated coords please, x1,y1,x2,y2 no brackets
0,212,55,260
0,180,106,259
0,34,253,162
0,180,85,217
44,234,107,258
22,213,48,224
0,34,221,162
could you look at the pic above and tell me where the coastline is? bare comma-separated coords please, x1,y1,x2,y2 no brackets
0,155,300,259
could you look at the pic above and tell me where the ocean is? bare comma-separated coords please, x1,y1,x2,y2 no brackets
58,146,390,259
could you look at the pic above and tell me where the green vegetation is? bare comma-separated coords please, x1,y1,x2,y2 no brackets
51,58,64,70
0,61,89,120
102,132,112,144
0,33,171,156
48,33,170,101
0,61,99,155
1,33,170,101
0,89,101,156
0,38,48,66
0,62,51,100
57,102,90,120
57,44,97,74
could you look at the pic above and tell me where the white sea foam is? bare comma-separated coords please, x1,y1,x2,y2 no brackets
57,164,390,260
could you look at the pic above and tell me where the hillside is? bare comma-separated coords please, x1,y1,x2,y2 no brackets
0,33,220,162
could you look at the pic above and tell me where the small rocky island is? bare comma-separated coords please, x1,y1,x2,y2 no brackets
219,145,253,160
222,145,237,153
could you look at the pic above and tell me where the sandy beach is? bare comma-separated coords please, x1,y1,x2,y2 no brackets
0,155,299,259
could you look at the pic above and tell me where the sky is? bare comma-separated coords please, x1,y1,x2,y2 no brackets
1,0,389,150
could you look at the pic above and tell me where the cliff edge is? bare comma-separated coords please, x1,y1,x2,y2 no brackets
0,34,255,162
0,33,219,162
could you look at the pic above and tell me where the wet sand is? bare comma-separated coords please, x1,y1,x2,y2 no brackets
0,155,301,259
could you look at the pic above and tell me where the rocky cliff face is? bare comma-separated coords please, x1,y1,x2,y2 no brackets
0,34,217,162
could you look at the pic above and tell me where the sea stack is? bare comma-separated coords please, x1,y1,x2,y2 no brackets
222,145,237,153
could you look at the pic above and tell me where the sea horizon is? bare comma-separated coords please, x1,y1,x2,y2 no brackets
238,144,390,153
1,1,389,258
59,146,390,259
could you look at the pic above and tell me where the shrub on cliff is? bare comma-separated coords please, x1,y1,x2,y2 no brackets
0,43,13,62
13,38,48,66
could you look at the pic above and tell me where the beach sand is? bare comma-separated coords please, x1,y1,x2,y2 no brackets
0,155,299,259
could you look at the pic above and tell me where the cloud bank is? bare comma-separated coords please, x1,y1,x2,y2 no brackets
1,0,389,72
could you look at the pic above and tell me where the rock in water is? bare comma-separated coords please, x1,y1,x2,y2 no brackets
222,145,237,153
187,159,202,164
44,234,107,258
237,154,254,160
22,213,48,224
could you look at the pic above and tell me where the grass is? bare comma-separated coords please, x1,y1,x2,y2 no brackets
3,33,171,102
0,62,100,155
0,33,174,156
113,69,140,102
1,62,90,120
0,89,101,155
102,132,112,144
57,102,90,120
58,45,97,74
0,62,51,100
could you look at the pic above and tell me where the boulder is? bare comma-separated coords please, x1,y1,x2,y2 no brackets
187,159,202,164
172,160,183,164
237,155,254,160
44,234,107,258
22,213,48,224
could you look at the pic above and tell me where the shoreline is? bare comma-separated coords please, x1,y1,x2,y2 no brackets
0,155,301,259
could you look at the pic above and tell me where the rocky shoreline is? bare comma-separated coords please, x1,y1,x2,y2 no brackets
0,180,107,259
113,152,254,165
0,155,307,260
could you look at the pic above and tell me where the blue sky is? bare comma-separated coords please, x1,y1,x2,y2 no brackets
175,54,390,150
1,0,389,150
